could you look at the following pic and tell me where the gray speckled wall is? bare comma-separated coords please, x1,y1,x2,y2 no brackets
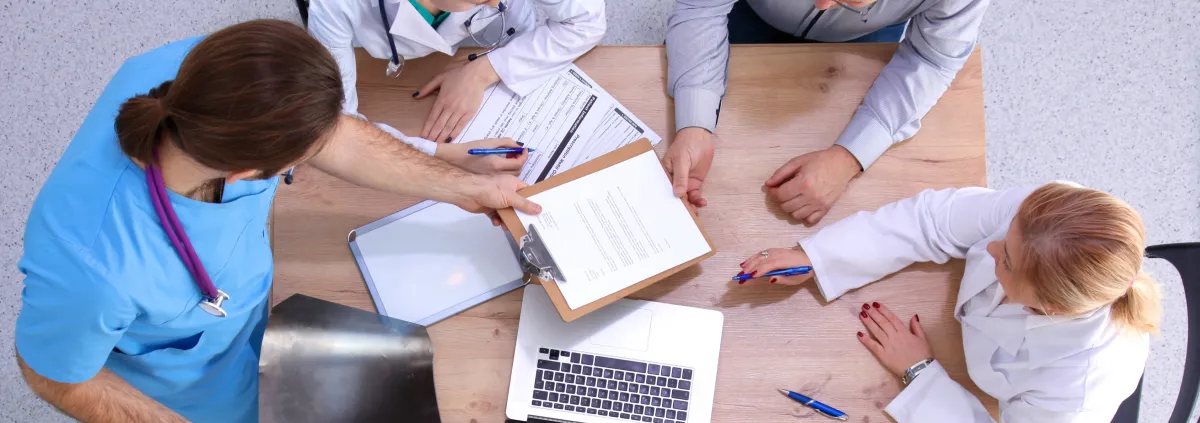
1,1,1197,422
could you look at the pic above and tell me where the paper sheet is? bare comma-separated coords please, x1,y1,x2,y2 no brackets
454,65,661,184
514,151,711,309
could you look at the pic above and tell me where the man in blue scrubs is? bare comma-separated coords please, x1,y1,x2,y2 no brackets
15,20,538,423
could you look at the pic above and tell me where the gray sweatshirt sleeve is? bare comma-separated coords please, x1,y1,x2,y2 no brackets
836,0,989,169
665,0,737,133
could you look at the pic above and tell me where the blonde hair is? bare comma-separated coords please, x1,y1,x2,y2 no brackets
1014,183,1162,334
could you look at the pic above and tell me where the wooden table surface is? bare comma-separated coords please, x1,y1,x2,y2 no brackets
271,44,991,422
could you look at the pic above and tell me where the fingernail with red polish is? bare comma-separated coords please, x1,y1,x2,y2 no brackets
738,280,745,285
770,278,777,284
915,314,920,322
739,261,746,266
860,311,868,318
857,332,863,338
750,271,757,277
862,303,870,310
872,302,880,309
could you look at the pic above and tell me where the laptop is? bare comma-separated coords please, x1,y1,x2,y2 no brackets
506,285,724,423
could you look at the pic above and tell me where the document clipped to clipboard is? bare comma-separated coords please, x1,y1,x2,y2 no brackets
348,65,671,325
499,139,716,322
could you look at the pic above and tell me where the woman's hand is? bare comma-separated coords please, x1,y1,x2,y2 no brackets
738,246,815,285
857,302,933,379
435,137,528,175
417,56,501,143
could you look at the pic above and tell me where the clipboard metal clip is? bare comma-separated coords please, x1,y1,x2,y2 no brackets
518,225,566,282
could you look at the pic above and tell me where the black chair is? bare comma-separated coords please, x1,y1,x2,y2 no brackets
296,0,309,27
1113,242,1200,423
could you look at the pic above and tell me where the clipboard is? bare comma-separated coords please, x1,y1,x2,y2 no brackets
497,139,716,322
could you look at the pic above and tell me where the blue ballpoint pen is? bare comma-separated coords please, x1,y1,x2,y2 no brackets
467,147,536,155
779,388,848,421
731,266,811,281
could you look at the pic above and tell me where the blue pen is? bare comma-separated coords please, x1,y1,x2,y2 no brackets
467,147,536,155
779,388,848,421
732,266,811,281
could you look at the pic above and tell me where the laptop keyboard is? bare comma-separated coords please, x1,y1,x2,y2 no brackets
530,347,693,422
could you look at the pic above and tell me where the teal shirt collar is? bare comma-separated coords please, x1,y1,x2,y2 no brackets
408,0,450,28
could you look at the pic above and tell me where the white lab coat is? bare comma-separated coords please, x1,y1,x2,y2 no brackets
307,0,605,154
799,184,1149,423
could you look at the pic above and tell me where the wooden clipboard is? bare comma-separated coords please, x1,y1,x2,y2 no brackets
497,139,717,322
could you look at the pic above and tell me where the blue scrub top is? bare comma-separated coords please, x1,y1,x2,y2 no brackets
16,36,275,423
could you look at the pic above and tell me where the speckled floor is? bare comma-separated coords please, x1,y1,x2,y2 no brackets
1,1,1197,421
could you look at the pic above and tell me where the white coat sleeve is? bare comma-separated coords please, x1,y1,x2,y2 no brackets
799,185,1038,301
486,0,606,96
308,0,363,114
885,361,1116,423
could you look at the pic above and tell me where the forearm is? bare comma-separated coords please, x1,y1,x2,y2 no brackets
666,0,735,132
310,115,482,204
19,356,184,423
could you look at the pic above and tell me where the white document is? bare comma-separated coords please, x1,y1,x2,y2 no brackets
514,150,711,309
352,202,524,325
454,65,662,184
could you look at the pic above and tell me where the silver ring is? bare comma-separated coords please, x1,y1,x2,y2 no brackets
760,250,770,258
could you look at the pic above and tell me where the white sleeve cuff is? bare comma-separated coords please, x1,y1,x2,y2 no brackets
835,110,895,170
374,122,437,156
798,237,843,302
673,87,722,133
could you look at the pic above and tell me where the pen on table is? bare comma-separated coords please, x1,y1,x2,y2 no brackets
732,266,811,281
779,388,848,421
467,147,536,155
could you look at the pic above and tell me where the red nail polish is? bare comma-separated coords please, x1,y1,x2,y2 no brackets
750,271,757,277
740,261,746,266
857,332,863,338
770,278,777,284
862,303,870,310
915,314,920,322
860,311,868,318
738,280,745,285
736,271,744,276
872,302,880,309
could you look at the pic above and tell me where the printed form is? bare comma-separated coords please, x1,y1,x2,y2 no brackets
515,151,711,309
453,65,661,184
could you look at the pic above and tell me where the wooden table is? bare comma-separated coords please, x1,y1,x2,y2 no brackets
271,45,991,422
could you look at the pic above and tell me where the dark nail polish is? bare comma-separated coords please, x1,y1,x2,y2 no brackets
915,314,920,322
860,311,868,318
736,271,744,276
750,271,757,277
516,141,525,146
770,278,777,284
872,302,880,309
862,303,870,310
739,261,746,266
445,136,452,143
412,91,419,97
738,280,745,285
857,332,863,338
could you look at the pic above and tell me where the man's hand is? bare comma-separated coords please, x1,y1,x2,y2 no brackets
662,127,716,207
416,56,500,143
451,174,542,225
435,137,528,175
764,145,861,225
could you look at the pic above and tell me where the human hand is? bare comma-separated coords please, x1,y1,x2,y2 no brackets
435,137,528,175
764,145,862,225
857,302,932,379
452,174,542,225
662,127,716,208
417,56,500,143
737,246,815,285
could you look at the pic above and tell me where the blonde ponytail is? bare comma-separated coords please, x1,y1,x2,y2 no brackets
1111,272,1163,334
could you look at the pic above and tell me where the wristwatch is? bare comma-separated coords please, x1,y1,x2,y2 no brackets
901,358,934,386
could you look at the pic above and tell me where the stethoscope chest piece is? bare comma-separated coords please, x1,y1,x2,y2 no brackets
199,290,231,318
385,59,404,78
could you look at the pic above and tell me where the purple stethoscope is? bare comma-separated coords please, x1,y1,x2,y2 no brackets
145,156,231,317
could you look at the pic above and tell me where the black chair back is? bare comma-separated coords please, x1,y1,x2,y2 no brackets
1112,242,1200,422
